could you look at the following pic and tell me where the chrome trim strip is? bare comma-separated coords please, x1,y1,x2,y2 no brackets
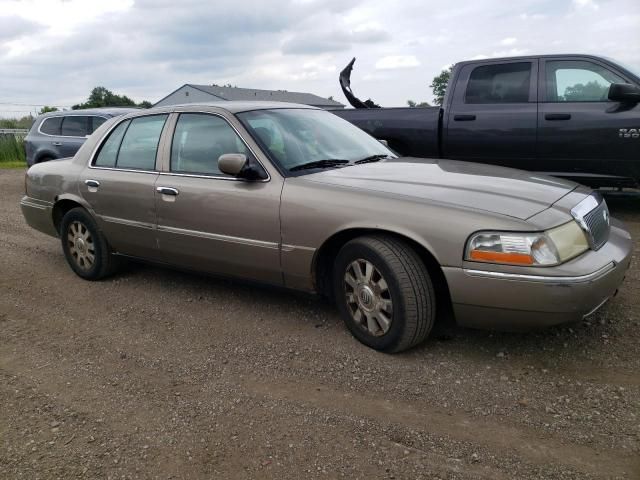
38,115,109,138
281,244,316,253
20,199,49,210
583,296,611,318
88,166,159,175
101,216,155,230
158,171,246,182
463,262,615,284
157,225,279,249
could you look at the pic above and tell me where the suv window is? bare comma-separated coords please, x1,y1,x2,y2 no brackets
90,116,108,133
94,120,130,168
545,60,625,102
39,117,63,135
61,116,88,137
116,115,168,170
170,113,248,176
465,62,532,104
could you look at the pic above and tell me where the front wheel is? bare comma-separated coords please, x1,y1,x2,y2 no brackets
333,235,436,353
60,207,120,280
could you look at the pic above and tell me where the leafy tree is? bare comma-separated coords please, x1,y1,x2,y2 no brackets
407,100,430,108
138,100,153,109
562,81,607,102
430,66,452,106
38,106,58,114
72,86,151,109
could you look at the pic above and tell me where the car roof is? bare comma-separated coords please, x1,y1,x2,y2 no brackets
147,101,320,115
455,53,614,67
38,107,140,119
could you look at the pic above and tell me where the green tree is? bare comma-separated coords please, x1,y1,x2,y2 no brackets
138,100,153,109
72,86,151,109
562,81,607,102
430,66,452,106
38,106,58,114
407,100,430,108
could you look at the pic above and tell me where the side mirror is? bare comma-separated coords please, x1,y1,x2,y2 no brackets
608,83,640,103
218,153,248,176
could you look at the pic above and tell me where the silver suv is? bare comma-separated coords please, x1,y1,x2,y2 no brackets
24,108,138,166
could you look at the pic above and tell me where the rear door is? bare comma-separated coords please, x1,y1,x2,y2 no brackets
537,58,640,184
59,115,90,157
80,114,170,259
444,59,538,168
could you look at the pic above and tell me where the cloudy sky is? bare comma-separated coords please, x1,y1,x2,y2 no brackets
1,0,639,116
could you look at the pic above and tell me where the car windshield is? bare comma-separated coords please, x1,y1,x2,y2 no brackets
237,108,396,174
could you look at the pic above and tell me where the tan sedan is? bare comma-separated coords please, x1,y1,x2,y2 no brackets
21,102,632,352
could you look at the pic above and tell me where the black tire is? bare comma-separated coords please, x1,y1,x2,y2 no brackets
36,155,54,164
333,235,436,353
60,207,120,280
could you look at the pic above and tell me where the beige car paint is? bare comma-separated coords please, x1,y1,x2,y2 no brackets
20,102,633,330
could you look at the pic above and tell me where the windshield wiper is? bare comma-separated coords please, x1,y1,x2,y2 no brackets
355,154,391,164
289,159,350,171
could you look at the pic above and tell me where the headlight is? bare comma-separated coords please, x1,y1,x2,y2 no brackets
465,221,589,266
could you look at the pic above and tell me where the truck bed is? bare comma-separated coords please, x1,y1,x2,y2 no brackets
332,107,441,158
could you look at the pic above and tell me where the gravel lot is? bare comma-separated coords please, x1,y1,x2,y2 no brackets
1,168,639,479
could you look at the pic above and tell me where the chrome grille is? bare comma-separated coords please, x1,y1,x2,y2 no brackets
570,194,610,251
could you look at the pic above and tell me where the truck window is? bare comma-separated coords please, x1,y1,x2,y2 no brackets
545,60,624,102
465,63,531,104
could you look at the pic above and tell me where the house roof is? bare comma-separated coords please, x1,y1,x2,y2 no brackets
175,84,344,107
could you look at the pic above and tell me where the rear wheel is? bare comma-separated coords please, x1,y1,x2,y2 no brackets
60,207,120,280
333,235,436,353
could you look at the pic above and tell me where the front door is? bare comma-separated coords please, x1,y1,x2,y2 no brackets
80,114,170,259
537,58,640,184
444,59,538,168
155,112,283,285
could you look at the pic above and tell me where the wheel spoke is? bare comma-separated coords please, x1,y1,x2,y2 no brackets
86,252,95,265
379,298,393,314
353,308,364,325
364,261,373,283
365,313,378,335
345,272,358,290
375,312,391,334
376,276,388,293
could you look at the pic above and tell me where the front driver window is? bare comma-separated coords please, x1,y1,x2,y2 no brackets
170,113,248,176
545,60,625,102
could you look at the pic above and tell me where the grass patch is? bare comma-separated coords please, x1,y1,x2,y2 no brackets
0,133,27,164
0,160,27,169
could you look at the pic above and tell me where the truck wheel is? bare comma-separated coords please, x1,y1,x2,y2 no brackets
333,235,436,353
60,207,120,280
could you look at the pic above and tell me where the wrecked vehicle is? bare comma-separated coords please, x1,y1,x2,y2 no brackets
333,55,640,188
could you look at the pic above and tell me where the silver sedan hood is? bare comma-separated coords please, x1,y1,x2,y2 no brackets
304,158,578,220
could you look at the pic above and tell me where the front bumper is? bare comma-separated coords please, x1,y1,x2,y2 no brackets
443,221,632,330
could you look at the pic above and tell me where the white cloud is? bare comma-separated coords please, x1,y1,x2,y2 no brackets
500,37,517,46
375,55,420,69
0,0,638,113
573,0,599,10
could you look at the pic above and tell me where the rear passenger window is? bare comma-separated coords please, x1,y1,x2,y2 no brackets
465,63,532,104
170,113,248,176
40,117,62,135
116,115,168,170
94,120,130,168
61,116,88,136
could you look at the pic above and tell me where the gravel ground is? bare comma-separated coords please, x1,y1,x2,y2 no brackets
1,168,639,479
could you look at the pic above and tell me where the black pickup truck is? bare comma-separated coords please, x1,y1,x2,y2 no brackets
333,54,640,188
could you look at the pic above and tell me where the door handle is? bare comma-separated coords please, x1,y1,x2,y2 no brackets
52,142,63,146
156,186,179,196
545,113,571,121
85,179,100,190
453,114,476,121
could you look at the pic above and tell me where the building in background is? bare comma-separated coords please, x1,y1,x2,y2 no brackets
154,84,344,109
